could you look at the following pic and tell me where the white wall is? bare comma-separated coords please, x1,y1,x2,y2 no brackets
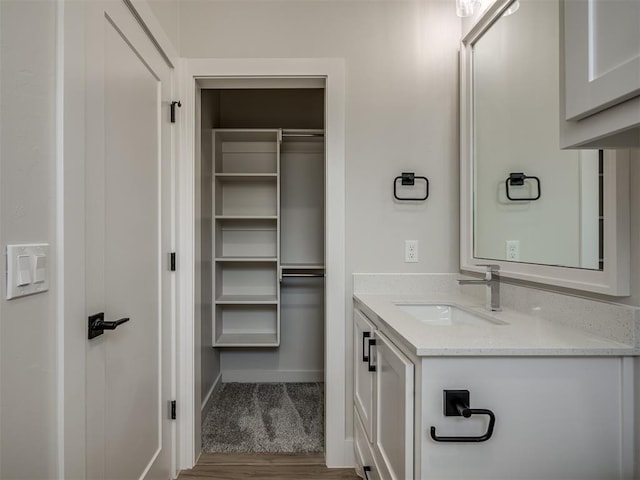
0,1,58,478
179,0,462,438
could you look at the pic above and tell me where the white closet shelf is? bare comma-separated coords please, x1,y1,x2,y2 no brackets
214,332,279,348
215,215,278,220
215,294,278,304
280,263,325,269
215,173,278,181
215,257,278,262
215,129,280,143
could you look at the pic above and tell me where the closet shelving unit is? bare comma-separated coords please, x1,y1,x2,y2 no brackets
212,129,281,347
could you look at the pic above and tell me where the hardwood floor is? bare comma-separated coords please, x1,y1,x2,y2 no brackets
177,453,361,479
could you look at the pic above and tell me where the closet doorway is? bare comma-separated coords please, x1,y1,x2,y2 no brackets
195,80,327,458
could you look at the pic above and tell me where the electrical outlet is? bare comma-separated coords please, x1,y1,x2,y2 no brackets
405,240,419,263
506,240,520,261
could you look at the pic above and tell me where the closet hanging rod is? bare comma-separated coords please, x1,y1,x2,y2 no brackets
281,133,325,138
281,273,326,278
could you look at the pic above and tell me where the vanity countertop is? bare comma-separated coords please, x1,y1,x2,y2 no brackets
354,293,639,357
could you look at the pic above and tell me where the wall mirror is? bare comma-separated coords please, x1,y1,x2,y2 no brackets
460,0,630,295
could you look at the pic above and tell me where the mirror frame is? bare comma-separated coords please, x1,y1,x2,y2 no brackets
460,0,630,296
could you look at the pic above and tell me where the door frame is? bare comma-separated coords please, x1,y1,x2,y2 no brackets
175,58,349,469
57,1,178,478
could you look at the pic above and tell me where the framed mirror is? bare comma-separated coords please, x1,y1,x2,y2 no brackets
460,0,630,295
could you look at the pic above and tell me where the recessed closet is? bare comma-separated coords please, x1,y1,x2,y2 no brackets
196,81,326,454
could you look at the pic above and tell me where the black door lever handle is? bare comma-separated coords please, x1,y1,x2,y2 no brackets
88,312,130,339
99,317,130,330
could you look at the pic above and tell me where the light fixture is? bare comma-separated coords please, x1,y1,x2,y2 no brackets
455,0,519,18
456,0,477,17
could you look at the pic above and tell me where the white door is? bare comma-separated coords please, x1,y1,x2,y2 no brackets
84,2,173,479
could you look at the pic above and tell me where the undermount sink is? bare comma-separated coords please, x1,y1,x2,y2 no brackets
394,303,506,327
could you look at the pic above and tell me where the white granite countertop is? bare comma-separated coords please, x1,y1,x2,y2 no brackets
354,292,639,356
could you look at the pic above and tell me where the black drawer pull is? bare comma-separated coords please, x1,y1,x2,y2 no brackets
363,465,372,480
367,339,376,372
430,390,495,443
362,331,371,362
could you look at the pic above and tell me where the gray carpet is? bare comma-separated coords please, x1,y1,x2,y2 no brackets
202,382,324,453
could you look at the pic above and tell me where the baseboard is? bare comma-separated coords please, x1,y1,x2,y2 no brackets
326,439,354,468
221,369,324,383
201,372,221,417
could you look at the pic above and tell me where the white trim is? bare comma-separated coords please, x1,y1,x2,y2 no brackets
620,357,635,476
459,0,631,296
60,1,88,477
176,58,348,470
201,372,222,416
197,77,325,89
55,0,66,477
221,370,324,384
125,0,178,68
177,59,197,469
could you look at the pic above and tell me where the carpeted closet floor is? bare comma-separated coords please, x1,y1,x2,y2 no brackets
202,383,324,454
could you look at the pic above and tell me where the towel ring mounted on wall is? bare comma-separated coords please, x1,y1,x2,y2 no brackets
394,172,429,201
505,172,541,201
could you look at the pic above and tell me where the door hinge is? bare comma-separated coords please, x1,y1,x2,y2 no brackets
170,400,176,420
170,101,181,123
170,252,176,271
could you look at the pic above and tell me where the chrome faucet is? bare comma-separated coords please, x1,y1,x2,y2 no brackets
458,264,501,312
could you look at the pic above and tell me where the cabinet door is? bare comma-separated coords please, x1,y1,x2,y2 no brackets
354,309,376,441
564,0,640,120
374,331,414,480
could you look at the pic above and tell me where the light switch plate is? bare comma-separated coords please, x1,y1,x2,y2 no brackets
6,244,49,300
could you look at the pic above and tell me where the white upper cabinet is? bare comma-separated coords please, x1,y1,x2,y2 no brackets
564,0,640,120
561,0,640,148
560,0,640,148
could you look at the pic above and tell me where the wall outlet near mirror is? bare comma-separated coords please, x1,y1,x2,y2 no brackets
506,240,520,261
405,240,418,263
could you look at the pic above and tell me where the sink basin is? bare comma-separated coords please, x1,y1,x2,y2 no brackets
394,303,506,326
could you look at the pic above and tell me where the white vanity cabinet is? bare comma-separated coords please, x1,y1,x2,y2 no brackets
353,309,414,480
561,0,640,148
353,305,635,480
415,357,634,480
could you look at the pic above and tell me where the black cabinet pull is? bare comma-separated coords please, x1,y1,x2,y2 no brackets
88,312,130,340
430,390,496,443
367,339,376,372
363,465,372,480
362,331,371,362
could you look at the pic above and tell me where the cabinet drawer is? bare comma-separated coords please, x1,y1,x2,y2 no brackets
354,407,381,480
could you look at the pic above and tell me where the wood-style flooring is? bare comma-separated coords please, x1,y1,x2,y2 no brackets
177,453,361,480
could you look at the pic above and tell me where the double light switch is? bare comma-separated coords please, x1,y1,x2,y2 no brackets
6,244,49,300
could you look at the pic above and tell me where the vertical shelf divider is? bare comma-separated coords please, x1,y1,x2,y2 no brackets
212,129,281,347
